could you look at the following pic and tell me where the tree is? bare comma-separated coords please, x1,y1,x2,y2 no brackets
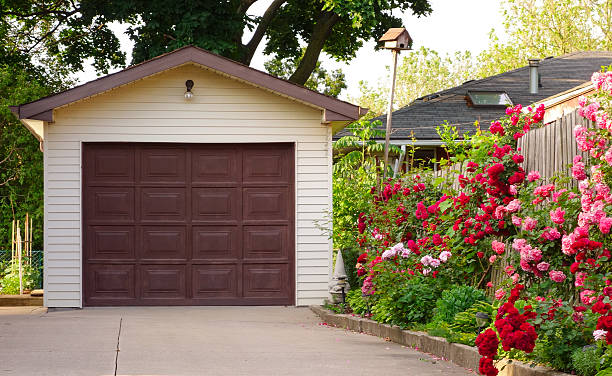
264,52,347,97
0,65,64,249
355,0,612,115
1,0,433,84
477,0,612,77
353,47,476,117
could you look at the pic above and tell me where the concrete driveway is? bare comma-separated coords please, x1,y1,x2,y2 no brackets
0,306,474,376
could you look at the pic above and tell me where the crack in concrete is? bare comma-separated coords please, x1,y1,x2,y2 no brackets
114,317,122,376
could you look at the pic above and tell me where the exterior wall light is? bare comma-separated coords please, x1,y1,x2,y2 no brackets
185,80,194,100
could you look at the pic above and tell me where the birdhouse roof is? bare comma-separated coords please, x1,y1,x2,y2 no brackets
379,28,410,42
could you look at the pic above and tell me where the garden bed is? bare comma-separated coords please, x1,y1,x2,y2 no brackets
311,306,570,376
0,294,42,306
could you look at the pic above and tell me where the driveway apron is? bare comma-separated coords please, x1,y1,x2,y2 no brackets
0,306,474,375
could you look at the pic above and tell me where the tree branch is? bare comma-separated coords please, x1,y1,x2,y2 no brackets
243,0,286,65
237,0,258,15
289,10,339,85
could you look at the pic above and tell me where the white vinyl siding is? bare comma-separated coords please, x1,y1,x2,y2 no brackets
43,63,332,307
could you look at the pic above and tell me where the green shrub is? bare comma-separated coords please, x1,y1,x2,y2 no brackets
340,247,362,290
372,279,438,327
450,300,496,333
0,260,41,294
433,285,487,324
425,322,477,346
572,346,600,376
346,289,369,316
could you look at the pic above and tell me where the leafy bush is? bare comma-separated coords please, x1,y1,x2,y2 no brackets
425,322,477,346
346,289,369,316
341,247,362,290
571,346,600,376
450,300,496,334
372,278,438,326
433,285,487,324
0,260,41,294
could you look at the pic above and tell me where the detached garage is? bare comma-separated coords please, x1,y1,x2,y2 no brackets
10,46,364,308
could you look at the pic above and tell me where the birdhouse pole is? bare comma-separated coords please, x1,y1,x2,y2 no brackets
383,49,399,181
379,27,412,181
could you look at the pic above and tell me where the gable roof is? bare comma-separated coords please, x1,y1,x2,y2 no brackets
10,45,366,122
345,51,612,142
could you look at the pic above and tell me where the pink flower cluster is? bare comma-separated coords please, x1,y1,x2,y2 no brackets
512,238,548,276
591,70,612,96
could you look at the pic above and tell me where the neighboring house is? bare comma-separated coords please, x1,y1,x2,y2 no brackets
10,45,365,308
336,51,612,167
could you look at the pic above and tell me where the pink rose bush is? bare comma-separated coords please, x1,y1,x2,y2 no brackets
348,69,612,374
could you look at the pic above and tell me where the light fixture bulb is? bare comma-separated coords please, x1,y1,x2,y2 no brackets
184,79,194,100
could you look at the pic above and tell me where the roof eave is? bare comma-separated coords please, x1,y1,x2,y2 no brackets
14,46,363,122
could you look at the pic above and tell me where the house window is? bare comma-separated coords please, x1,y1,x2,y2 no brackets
467,91,513,107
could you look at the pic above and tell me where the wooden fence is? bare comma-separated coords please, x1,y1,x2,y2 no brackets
517,109,590,182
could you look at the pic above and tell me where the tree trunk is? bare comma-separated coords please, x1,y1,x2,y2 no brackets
243,0,287,65
288,11,339,85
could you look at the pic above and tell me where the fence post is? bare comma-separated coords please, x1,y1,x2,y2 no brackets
16,226,23,295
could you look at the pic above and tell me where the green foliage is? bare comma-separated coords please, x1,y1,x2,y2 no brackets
264,52,346,97
0,259,41,294
530,301,593,372
340,248,361,289
346,289,369,316
433,285,488,324
354,0,612,113
330,119,400,251
477,0,612,77
323,301,347,314
571,346,600,376
372,278,438,326
450,300,496,334
0,65,63,250
352,47,477,117
423,321,477,346
3,0,432,84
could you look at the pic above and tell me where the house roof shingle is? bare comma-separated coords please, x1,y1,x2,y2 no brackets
342,51,612,141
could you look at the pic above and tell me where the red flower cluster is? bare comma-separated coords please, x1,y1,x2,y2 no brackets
475,328,499,357
597,315,612,344
489,120,504,136
478,357,499,376
494,285,538,353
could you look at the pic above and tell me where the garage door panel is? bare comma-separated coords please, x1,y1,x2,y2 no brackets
86,264,136,301
84,143,294,306
85,187,135,223
84,145,135,185
141,188,186,222
192,265,238,298
139,147,187,184
141,265,186,300
87,226,135,260
243,264,289,298
243,188,289,221
243,147,290,184
192,148,240,184
193,226,240,260
192,188,239,221
243,225,288,259
140,226,187,260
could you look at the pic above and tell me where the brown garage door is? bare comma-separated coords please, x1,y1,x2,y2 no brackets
83,143,294,306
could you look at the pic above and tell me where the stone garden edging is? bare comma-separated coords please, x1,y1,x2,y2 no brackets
310,306,569,376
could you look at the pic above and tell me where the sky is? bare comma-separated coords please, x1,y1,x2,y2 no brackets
76,0,505,100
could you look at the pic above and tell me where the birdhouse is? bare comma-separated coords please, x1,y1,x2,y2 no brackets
379,27,412,50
